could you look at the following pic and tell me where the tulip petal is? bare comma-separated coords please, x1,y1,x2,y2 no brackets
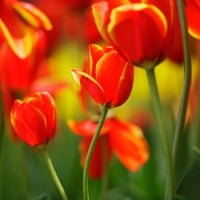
96,50,133,106
11,100,48,146
107,118,149,171
92,1,110,41
10,92,57,146
36,92,57,138
72,69,106,105
13,2,52,30
0,1,51,58
67,120,109,137
185,0,200,39
115,62,134,105
0,44,32,89
79,136,112,179
87,44,105,77
0,19,34,58
96,51,123,101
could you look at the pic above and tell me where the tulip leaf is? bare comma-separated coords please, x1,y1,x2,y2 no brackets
36,193,52,200
105,187,137,200
0,134,29,199
176,149,200,200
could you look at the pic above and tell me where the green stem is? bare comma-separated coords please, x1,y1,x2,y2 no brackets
42,147,68,200
172,0,191,168
146,68,175,200
99,136,109,200
83,106,109,200
0,89,5,147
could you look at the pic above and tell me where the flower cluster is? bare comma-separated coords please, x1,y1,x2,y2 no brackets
0,0,200,200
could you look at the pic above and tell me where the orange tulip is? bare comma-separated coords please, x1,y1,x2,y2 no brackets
68,117,149,178
10,91,57,147
72,44,134,107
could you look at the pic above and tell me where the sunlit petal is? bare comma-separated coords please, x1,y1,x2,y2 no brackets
13,2,52,30
0,19,34,58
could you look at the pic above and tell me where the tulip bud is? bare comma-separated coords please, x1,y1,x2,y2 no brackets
10,91,57,147
72,44,134,107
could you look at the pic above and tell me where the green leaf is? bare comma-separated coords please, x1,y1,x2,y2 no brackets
105,187,136,200
176,153,200,200
35,194,52,200
0,134,29,199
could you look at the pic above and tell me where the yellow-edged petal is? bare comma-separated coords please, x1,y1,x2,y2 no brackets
13,2,52,30
0,19,33,58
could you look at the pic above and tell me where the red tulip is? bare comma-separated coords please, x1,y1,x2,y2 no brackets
72,44,134,107
92,1,168,68
68,117,149,178
10,91,57,147
92,0,184,66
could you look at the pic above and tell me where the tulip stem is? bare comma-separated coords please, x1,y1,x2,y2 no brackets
99,136,109,200
42,146,68,200
146,68,175,200
83,106,109,200
0,90,5,148
173,0,191,173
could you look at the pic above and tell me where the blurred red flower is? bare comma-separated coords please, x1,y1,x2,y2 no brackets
0,30,67,128
34,0,101,47
68,117,149,178
10,91,57,147
0,31,47,91
0,0,52,58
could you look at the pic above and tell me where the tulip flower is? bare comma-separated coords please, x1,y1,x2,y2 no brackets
92,0,184,67
0,0,52,58
68,117,149,178
72,44,134,107
10,91,57,147
92,1,168,68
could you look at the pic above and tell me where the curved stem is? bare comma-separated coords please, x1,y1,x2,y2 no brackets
42,147,68,200
0,89,5,150
172,0,191,168
83,106,109,200
99,136,109,200
146,68,175,200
